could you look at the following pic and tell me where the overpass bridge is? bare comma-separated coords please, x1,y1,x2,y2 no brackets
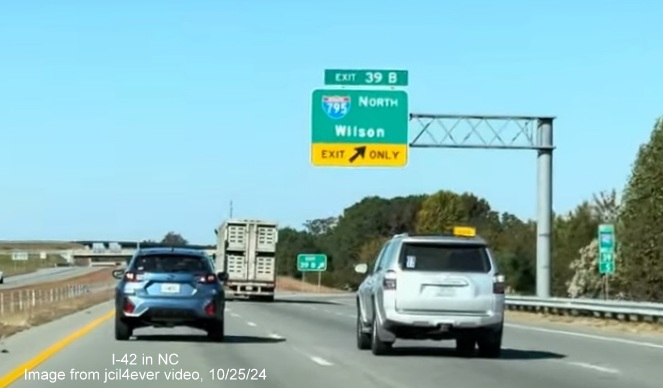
71,242,216,265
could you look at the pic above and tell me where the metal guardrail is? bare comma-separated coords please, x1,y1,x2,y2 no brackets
297,292,663,323
0,281,115,317
505,296,663,323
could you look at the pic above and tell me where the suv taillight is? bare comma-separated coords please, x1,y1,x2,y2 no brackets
383,270,397,290
493,274,505,294
198,274,218,284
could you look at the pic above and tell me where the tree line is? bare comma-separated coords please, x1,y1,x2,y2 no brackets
275,116,663,301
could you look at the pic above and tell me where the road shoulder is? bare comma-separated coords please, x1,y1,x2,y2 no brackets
0,300,113,379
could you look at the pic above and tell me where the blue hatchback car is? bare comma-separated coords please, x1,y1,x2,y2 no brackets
112,247,228,342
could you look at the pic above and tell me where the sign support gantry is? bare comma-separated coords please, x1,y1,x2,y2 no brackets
409,113,555,298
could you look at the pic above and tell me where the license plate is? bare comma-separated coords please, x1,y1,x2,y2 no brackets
435,287,456,297
160,283,180,293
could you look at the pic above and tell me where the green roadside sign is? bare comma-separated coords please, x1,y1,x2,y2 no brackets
324,69,409,87
310,89,409,167
597,224,615,275
297,253,327,272
598,252,615,274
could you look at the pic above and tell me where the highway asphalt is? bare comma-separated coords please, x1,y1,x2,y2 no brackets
0,267,103,289
1,293,663,387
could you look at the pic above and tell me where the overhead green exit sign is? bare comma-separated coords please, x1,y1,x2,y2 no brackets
324,69,409,87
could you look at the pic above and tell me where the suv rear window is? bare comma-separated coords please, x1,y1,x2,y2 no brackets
131,254,212,273
399,243,491,273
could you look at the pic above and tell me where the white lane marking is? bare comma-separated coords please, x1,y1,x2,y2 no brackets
563,361,620,374
269,333,284,340
506,323,663,350
309,356,334,366
246,321,257,327
230,313,240,318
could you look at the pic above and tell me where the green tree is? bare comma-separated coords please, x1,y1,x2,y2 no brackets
492,213,536,293
551,202,600,295
160,232,188,246
303,217,338,236
616,117,663,301
272,186,621,296
276,195,426,288
415,190,466,232
566,190,622,298
415,191,499,235
275,227,320,278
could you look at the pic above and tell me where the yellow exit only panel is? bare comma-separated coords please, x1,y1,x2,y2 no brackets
310,143,408,167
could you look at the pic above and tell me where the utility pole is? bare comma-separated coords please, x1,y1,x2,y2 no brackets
229,200,234,218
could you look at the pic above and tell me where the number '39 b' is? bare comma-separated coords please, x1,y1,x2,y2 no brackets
364,72,398,84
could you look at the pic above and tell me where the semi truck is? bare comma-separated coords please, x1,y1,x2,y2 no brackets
214,219,278,302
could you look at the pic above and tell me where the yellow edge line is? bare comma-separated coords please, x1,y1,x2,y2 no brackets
0,309,115,388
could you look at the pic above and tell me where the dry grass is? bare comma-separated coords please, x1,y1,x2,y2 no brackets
0,241,83,277
276,276,348,293
0,241,84,251
0,269,116,338
0,256,68,277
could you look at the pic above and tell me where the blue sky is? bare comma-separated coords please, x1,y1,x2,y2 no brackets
0,1,660,244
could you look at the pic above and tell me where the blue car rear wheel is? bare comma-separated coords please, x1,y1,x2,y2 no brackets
115,315,133,341
206,319,224,342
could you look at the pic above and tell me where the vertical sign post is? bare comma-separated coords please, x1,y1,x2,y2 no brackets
597,224,616,299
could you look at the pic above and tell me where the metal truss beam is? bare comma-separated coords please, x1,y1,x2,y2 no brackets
409,113,555,151
409,113,555,298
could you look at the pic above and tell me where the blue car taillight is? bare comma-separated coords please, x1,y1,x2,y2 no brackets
204,302,216,316
198,274,218,284
123,298,135,314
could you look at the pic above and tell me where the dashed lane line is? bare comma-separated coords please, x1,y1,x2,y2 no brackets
309,356,334,366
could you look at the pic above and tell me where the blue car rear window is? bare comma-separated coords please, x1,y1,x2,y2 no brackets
132,254,210,273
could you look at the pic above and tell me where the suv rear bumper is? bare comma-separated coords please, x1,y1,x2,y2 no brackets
378,309,503,342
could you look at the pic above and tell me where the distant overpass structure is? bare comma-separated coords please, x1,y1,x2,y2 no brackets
72,241,216,266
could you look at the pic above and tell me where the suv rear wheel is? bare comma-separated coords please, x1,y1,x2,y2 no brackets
477,328,502,358
370,317,392,355
455,336,476,356
356,306,370,350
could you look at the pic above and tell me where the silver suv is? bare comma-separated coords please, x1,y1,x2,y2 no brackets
354,227,505,357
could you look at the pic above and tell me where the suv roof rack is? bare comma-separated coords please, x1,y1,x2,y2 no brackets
393,226,478,239
394,232,458,238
